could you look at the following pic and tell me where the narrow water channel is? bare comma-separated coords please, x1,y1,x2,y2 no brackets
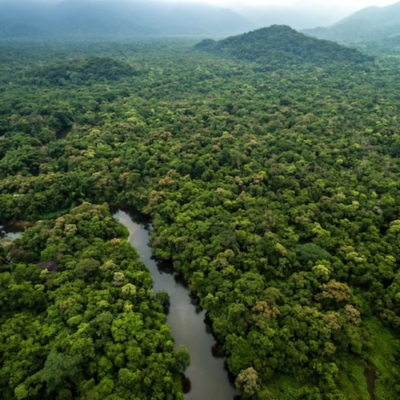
364,369,376,400
112,206,238,400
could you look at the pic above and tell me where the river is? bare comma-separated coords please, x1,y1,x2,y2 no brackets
0,208,237,399
0,209,377,400
364,369,376,400
112,206,238,400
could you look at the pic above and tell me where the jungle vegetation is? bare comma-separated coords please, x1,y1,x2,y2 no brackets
0,203,185,400
0,26,400,399
195,25,372,67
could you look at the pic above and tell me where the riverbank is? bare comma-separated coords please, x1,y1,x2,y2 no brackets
112,206,238,400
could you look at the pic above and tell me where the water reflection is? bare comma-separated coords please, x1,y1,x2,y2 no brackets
0,220,31,242
111,205,238,400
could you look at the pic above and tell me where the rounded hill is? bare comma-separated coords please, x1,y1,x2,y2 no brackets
195,25,372,67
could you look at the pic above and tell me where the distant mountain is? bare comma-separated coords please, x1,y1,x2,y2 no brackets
354,35,400,56
303,2,400,43
0,19,44,38
232,4,354,30
0,0,254,38
195,25,372,68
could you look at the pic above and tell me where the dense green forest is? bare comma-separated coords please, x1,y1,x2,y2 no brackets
0,203,185,399
195,25,372,67
0,27,400,399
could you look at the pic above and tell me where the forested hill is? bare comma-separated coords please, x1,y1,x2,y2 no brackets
194,25,372,68
303,2,400,43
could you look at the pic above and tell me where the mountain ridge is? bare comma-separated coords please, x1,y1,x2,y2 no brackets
303,1,400,43
0,0,254,38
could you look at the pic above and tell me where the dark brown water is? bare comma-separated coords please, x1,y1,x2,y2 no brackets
364,369,376,400
0,220,32,241
56,126,72,140
112,207,238,400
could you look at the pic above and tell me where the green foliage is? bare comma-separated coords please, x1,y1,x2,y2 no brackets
0,36,399,399
195,25,372,69
296,243,332,263
40,352,83,394
176,346,191,373
235,367,260,398
0,204,182,399
25,57,136,87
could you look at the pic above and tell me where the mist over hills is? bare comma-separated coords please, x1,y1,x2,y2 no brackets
0,0,254,38
303,2,400,43
0,19,44,39
232,3,354,31
1,0,399,49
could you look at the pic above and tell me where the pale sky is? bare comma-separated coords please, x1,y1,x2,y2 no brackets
35,0,399,12
37,0,399,7
165,0,397,7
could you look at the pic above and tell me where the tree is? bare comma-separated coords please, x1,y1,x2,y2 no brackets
40,352,83,394
176,345,191,373
235,367,260,398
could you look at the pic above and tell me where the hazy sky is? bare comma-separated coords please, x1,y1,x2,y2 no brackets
161,0,397,7
16,0,400,12
36,0,399,5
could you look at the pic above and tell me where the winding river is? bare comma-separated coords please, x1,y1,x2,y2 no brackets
1,209,379,399
112,206,238,400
